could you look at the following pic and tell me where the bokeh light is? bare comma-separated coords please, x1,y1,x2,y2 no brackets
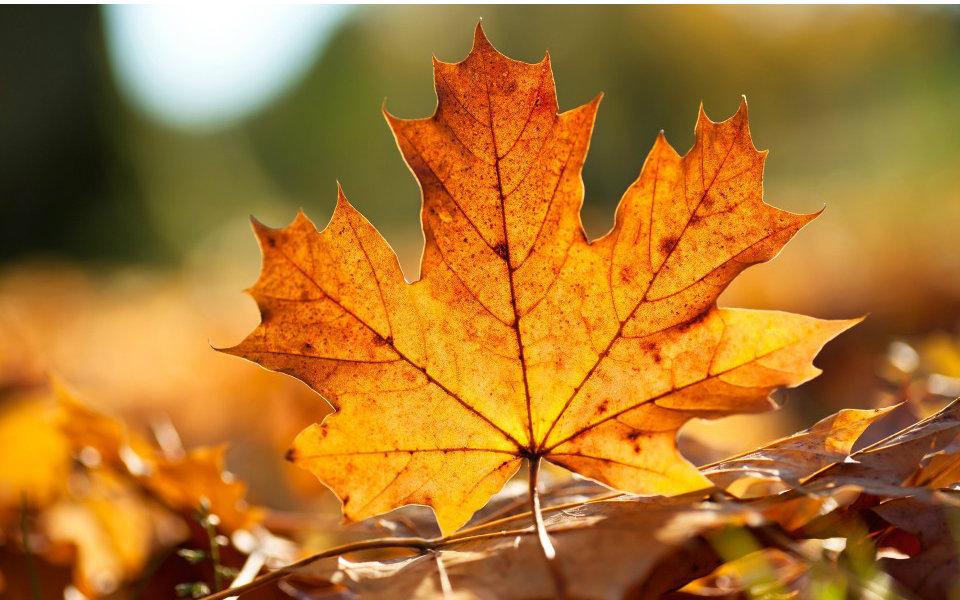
102,5,350,130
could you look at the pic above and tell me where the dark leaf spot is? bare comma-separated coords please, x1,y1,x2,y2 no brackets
659,236,678,254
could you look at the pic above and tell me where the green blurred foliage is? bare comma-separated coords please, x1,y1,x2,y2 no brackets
5,6,958,270
0,6,158,261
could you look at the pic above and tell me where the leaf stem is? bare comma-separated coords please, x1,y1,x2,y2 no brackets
528,457,566,598
199,537,431,600
527,457,555,560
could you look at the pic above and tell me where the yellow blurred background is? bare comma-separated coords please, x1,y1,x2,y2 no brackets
2,8,960,594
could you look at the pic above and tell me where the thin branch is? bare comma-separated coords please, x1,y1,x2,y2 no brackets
199,537,433,600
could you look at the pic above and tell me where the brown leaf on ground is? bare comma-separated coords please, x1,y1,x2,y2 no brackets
803,398,960,496
211,402,960,600
42,469,188,598
145,445,263,532
873,495,960,600
56,384,262,531
294,498,757,600
702,406,894,496
0,382,263,596
0,263,327,485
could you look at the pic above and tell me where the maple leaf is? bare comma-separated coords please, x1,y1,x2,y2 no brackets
224,24,855,535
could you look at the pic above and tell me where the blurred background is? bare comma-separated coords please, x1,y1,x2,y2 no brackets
2,5,960,596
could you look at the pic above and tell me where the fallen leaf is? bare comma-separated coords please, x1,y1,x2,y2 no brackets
56,382,156,474
144,445,263,532
677,547,806,599
296,498,755,600
42,469,188,597
0,392,70,510
804,399,960,495
703,406,894,496
907,443,960,489
229,403,960,600
0,263,326,476
55,386,263,532
0,381,264,596
872,495,960,600
225,24,854,534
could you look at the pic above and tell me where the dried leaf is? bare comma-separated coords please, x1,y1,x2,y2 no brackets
872,495,960,600
0,382,263,596
225,24,853,534
56,388,262,531
191,391,960,600
703,406,894,496
0,393,70,509
907,441,960,488
42,469,188,597
804,399,960,495
56,382,156,473
144,445,262,532
296,498,756,600
0,263,325,465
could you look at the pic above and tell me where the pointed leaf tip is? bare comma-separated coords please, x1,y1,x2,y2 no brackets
473,19,485,41
471,20,496,54
250,216,274,239
335,185,351,210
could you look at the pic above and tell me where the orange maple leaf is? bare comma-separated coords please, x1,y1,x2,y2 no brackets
224,25,855,534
